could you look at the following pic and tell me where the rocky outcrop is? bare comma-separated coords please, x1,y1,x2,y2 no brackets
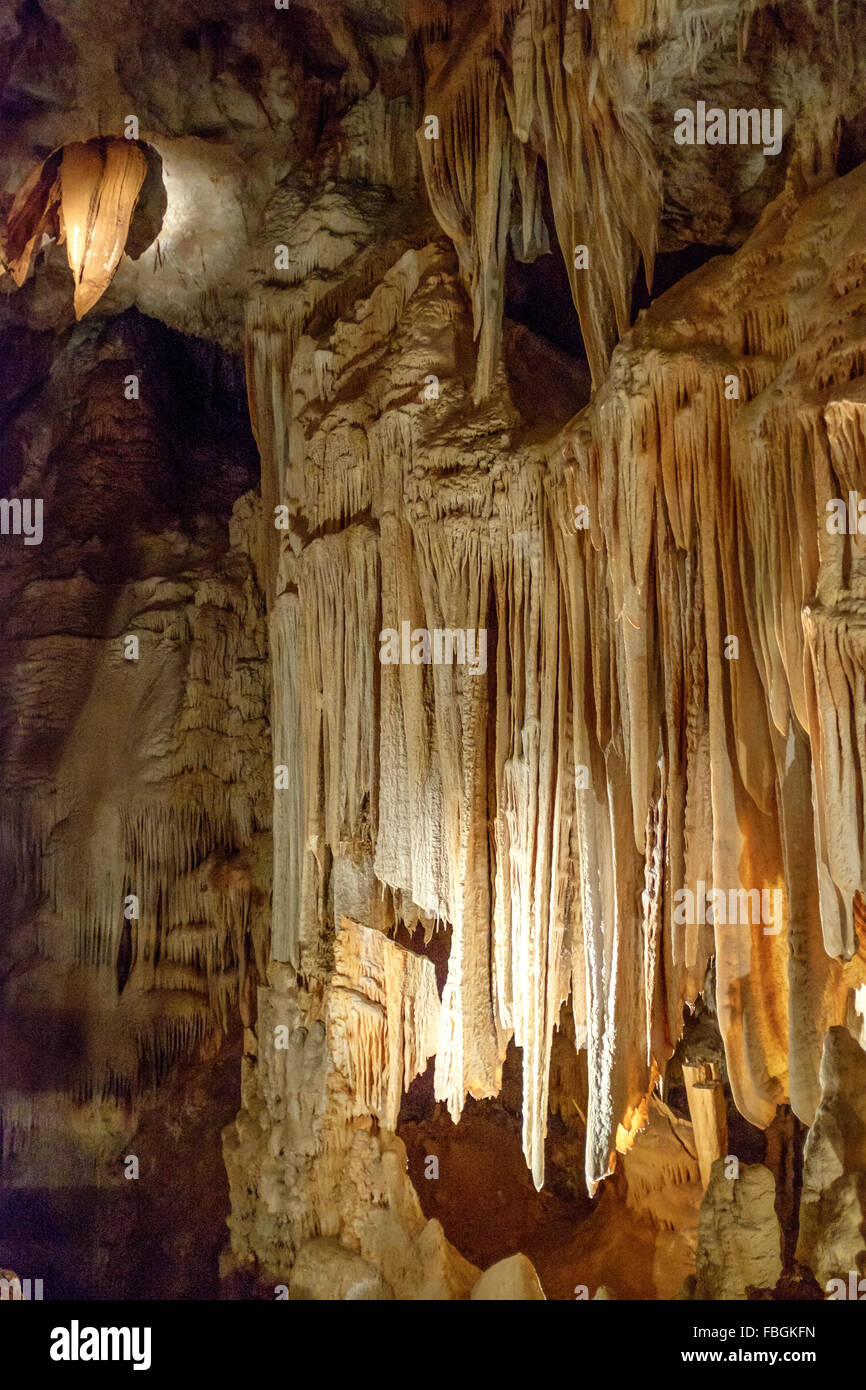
695,1162,783,1299
796,1027,866,1294
471,1254,546,1301
289,1238,394,1301
222,965,479,1300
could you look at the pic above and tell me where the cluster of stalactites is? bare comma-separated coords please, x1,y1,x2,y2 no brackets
408,0,855,402
244,0,866,1194
409,0,663,397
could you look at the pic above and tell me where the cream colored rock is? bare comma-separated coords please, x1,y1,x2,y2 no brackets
682,1063,728,1190
471,1254,546,1301
223,976,480,1301
329,917,440,1131
289,1239,394,1301
695,1162,782,1300
797,1027,866,1293
5,0,866,1306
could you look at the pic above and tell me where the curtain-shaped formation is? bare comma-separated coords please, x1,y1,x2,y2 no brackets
250,145,866,1191
2,138,146,317
410,0,661,393
330,917,441,1129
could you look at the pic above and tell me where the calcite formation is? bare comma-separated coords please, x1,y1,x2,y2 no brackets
252,120,866,1205
330,917,441,1131
696,1161,783,1299
2,138,148,317
470,1252,546,1301
3,0,866,1302
796,1026,866,1292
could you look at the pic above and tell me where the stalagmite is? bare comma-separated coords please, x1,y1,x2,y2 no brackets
796,1026,866,1291
470,1253,546,1300
682,1063,728,1190
696,1162,783,1300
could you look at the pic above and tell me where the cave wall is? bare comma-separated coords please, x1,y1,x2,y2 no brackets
0,304,270,1293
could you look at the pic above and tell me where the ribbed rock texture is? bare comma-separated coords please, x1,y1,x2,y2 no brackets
3,0,866,1301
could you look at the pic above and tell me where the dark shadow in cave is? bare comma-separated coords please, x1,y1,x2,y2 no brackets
503,170,592,427
631,242,732,321
0,304,262,1298
837,117,866,177
124,143,169,261
505,235,587,360
505,159,586,356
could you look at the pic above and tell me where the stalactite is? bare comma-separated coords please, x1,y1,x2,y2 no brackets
2,139,147,317
60,140,147,318
270,594,303,967
410,0,661,394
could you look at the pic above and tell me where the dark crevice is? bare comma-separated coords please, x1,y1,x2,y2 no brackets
838,116,866,177
631,243,733,321
505,171,587,361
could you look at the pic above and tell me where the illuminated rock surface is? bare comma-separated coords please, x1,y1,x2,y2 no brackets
2,0,866,1301
696,1161,783,1299
470,1252,546,1300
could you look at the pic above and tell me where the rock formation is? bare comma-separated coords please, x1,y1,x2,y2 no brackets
696,1161,783,1299
797,1026,866,1293
3,0,866,1302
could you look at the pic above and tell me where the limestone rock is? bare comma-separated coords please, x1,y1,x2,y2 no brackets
695,1162,782,1299
289,1239,394,1301
328,918,440,1131
3,0,866,1306
471,1254,546,1301
622,1098,702,1237
796,1027,866,1293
